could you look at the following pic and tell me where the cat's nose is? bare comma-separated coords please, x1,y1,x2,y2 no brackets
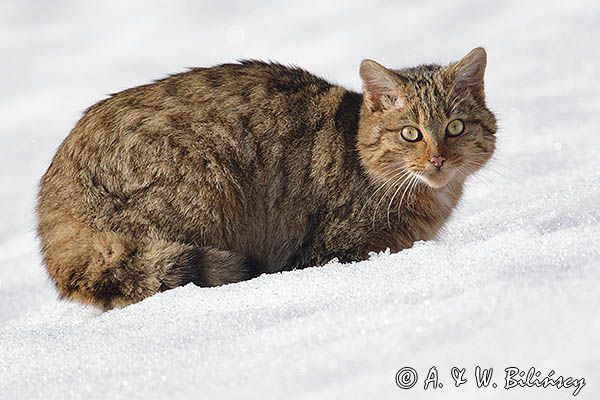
430,155,446,168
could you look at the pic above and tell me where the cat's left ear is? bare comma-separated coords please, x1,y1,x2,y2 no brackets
446,47,487,102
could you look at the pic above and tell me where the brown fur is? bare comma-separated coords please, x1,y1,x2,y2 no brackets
37,48,496,310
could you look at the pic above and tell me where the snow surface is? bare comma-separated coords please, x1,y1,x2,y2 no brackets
1,0,599,399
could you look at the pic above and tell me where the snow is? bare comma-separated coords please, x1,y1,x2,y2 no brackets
1,0,599,399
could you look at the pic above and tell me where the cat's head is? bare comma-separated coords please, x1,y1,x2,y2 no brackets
357,47,496,189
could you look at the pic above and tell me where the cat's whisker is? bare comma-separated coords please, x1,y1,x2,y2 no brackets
375,171,413,230
406,172,423,207
385,171,415,228
357,168,407,219
462,160,514,182
395,174,419,217
486,159,518,178
445,179,462,199
372,170,410,230
456,167,487,189
467,152,515,176
456,167,478,186
458,165,493,188
406,173,422,208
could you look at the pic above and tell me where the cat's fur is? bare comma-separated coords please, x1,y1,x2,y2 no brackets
37,48,496,310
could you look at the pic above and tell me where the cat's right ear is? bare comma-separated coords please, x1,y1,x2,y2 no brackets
360,60,404,112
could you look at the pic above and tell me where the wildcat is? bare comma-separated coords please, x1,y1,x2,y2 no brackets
37,47,496,310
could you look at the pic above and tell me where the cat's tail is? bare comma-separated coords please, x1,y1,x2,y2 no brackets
37,212,255,310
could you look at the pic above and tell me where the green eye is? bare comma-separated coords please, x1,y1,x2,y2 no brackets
401,126,422,142
446,119,465,137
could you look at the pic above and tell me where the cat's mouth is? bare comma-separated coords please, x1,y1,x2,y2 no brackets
418,168,456,189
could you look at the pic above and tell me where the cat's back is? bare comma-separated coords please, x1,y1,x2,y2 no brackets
57,60,343,159
188,60,336,102
95,60,336,119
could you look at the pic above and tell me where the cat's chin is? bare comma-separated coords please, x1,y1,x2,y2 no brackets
419,169,456,189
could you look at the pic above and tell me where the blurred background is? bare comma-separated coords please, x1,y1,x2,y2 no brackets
1,0,597,241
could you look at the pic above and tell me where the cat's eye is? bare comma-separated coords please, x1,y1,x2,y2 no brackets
400,126,422,142
446,119,465,137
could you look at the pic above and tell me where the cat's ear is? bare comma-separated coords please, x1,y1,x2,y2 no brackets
360,60,404,112
447,47,487,102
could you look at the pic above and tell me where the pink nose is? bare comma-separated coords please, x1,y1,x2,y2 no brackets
430,155,446,168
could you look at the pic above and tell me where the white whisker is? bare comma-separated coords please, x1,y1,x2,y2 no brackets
374,171,412,229
385,171,414,228
396,174,419,217
406,172,423,209
357,168,406,219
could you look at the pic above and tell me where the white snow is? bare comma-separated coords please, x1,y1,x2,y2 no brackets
1,1,599,399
